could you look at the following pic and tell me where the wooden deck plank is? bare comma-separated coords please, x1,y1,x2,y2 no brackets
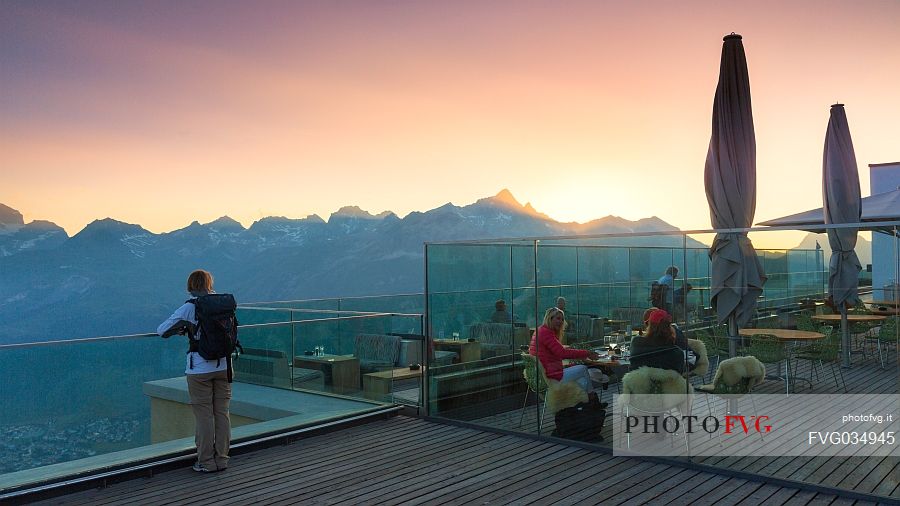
781,489,817,505
436,451,602,506
645,468,731,504
229,429,499,505
606,468,702,505
78,418,431,505
60,418,437,505
867,457,900,498
36,416,895,506
387,442,578,505
275,433,545,505
736,483,786,504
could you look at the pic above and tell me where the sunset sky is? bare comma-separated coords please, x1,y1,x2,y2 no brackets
2,1,898,237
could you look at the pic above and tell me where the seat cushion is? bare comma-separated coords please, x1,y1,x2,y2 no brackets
433,350,457,366
359,358,396,374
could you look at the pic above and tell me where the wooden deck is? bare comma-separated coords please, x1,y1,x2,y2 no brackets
37,416,888,506
465,352,899,501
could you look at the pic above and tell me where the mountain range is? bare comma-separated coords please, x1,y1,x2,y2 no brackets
1,190,838,344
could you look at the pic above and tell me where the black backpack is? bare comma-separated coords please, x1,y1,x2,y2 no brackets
187,294,243,382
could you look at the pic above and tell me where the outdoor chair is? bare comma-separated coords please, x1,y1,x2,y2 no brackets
354,334,401,374
848,306,878,352
686,338,709,383
696,356,767,443
867,317,898,369
567,314,595,341
690,330,721,381
793,325,846,391
468,322,514,358
518,353,589,431
519,353,549,430
796,312,817,332
620,366,693,452
747,334,791,394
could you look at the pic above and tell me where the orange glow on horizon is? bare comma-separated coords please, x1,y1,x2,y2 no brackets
2,1,898,236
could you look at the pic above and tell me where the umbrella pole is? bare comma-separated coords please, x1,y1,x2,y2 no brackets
728,315,739,357
841,304,851,368
727,315,739,415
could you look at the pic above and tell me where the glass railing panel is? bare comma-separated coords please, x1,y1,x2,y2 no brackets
291,313,424,404
0,316,413,491
424,243,534,434
236,306,293,325
0,335,184,477
337,294,424,315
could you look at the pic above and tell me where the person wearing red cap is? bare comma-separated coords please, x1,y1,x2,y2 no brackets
629,309,686,374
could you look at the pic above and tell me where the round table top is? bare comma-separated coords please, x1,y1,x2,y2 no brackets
812,314,887,323
738,328,824,340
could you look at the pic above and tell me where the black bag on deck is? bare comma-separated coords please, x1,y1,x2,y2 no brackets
552,402,605,443
187,294,242,382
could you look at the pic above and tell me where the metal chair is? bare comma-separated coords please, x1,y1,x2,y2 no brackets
867,317,898,369
519,353,549,430
793,326,846,392
696,356,766,444
747,333,791,394
620,367,692,453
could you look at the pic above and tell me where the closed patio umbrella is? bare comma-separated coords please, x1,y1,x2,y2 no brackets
704,33,767,356
823,103,862,368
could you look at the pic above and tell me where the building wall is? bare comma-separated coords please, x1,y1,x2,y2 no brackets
869,162,900,300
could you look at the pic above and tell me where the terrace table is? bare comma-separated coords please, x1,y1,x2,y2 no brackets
433,339,481,363
812,314,887,324
738,328,825,394
293,355,360,395
362,367,423,400
738,328,825,341
866,302,900,316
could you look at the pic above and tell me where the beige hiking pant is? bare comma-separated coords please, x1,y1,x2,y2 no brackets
186,370,231,470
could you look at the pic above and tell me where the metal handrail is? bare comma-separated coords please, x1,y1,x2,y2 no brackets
424,220,900,245
0,312,424,350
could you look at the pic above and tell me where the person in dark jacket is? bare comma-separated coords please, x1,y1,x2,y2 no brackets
630,309,685,374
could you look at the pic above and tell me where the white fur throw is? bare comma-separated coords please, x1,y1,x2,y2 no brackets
621,366,692,413
687,338,709,378
545,377,589,413
697,356,766,398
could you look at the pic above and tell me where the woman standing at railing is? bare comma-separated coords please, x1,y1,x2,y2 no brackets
157,269,232,473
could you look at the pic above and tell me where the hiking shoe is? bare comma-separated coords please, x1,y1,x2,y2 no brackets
192,462,213,473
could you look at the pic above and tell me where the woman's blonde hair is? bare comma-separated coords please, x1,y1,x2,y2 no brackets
186,269,214,293
542,306,567,341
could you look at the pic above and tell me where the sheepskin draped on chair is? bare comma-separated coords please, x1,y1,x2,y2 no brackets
686,338,709,379
520,353,588,422
620,366,692,413
697,356,766,398
697,356,766,444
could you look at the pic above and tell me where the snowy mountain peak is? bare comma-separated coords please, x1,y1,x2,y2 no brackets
329,206,392,221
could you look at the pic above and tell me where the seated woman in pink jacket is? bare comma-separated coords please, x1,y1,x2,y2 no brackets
529,307,600,396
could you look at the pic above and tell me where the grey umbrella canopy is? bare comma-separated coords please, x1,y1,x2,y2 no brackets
823,104,862,367
758,188,900,228
704,33,767,341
